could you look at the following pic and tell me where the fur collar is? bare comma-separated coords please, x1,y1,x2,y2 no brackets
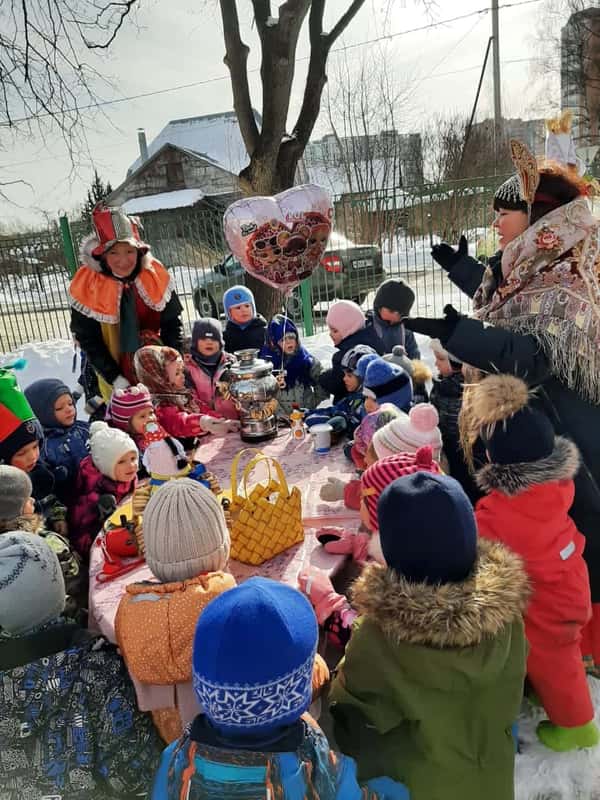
351,538,529,648
79,233,153,273
0,513,43,534
475,436,579,496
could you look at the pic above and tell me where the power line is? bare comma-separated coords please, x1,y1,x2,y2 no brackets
0,0,543,127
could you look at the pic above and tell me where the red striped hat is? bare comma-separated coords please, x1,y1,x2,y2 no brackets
360,446,441,531
106,384,153,431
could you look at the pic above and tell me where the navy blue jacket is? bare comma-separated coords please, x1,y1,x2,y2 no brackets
41,421,90,503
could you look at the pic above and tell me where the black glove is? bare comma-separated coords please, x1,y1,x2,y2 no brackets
431,235,468,271
97,493,117,521
403,304,463,345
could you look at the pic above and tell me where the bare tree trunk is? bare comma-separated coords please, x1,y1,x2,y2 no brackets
219,0,366,318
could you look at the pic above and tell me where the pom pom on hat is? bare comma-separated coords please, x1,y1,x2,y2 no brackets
460,374,555,465
363,357,413,411
373,403,442,460
361,446,441,531
106,383,153,431
326,300,366,341
0,532,66,635
192,577,317,738
378,472,477,584
89,421,137,480
0,466,32,520
143,478,230,582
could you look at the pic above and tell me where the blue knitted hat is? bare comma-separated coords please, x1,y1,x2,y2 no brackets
363,357,413,411
378,472,477,584
223,285,256,322
193,577,317,738
354,351,379,380
25,379,73,428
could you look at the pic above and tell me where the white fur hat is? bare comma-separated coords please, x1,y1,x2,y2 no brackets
89,421,138,480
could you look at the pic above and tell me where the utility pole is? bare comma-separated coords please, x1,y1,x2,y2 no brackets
491,0,502,171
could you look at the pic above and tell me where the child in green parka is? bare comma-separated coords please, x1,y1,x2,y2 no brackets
330,471,530,800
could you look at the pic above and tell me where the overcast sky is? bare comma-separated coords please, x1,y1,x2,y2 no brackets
0,0,559,227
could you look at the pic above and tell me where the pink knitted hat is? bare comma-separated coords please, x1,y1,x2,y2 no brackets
106,384,153,431
361,446,441,531
372,403,443,460
326,300,365,340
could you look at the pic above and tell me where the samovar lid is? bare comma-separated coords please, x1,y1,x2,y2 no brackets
231,349,273,380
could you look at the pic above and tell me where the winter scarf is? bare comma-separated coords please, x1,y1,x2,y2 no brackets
472,197,600,404
135,347,199,412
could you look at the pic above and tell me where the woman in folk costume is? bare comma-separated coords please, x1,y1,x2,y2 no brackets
69,204,184,404
405,124,600,672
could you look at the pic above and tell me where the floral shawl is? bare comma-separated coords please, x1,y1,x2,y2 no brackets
472,197,600,404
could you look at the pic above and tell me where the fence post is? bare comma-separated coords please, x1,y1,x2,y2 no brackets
59,215,78,277
300,279,313,336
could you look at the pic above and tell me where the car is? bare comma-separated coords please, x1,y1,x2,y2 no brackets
192,232,385,320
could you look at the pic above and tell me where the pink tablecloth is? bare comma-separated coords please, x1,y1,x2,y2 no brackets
88,431,359,643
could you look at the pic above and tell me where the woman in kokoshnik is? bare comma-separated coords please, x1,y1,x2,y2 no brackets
69,204,184,403
405,127,600,672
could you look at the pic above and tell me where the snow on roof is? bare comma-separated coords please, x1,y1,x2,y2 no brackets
122,188,205,214
128,111,258,175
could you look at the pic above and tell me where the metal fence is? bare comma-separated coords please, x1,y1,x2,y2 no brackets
0,176,505,352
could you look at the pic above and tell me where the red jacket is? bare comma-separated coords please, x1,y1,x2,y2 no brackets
476,477,591,646
67,455,137,557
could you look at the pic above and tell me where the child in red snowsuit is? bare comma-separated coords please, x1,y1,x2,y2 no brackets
462,373,598,753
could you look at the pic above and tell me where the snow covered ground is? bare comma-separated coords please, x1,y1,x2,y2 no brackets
3,333,600,798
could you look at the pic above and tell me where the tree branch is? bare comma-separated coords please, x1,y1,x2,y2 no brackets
219,0,260,158
328,0,365,45
291,0,365,152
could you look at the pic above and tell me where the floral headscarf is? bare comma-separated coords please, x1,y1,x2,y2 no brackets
472,197,600,404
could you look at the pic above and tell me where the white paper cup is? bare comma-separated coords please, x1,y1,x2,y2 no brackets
311,423,333,454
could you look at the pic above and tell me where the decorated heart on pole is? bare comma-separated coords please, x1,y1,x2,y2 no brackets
223,184,333,293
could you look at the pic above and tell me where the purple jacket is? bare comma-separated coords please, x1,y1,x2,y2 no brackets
67,455,136,557
185,352,239,420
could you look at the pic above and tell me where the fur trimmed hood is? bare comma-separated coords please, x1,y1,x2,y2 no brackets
351,537,529,648
476,436,580,496
79,233,152,273
410,359,432,386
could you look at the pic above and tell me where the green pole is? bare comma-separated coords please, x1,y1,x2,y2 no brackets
59,215,78,277
300,278,313,337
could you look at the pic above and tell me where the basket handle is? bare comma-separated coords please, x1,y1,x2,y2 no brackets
229,447,264,502
241,454,290,499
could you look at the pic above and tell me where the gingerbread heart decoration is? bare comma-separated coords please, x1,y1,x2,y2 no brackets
223,184,333,293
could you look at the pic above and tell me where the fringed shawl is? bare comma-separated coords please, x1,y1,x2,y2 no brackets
472,197,600,404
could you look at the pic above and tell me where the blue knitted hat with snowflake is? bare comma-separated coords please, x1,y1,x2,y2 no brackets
363,357,413,411
223,285,256,322
192,577,317,739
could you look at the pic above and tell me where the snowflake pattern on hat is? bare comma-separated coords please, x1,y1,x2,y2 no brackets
193,652,314,729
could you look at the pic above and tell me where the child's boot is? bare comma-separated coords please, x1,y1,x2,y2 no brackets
536,720,600,751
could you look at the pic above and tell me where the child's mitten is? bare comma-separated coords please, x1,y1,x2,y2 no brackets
320,477,346,501
298,568,348,625
200,415,241,435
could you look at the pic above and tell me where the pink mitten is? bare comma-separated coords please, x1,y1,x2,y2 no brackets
323,530,371,563
298,568,348,625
